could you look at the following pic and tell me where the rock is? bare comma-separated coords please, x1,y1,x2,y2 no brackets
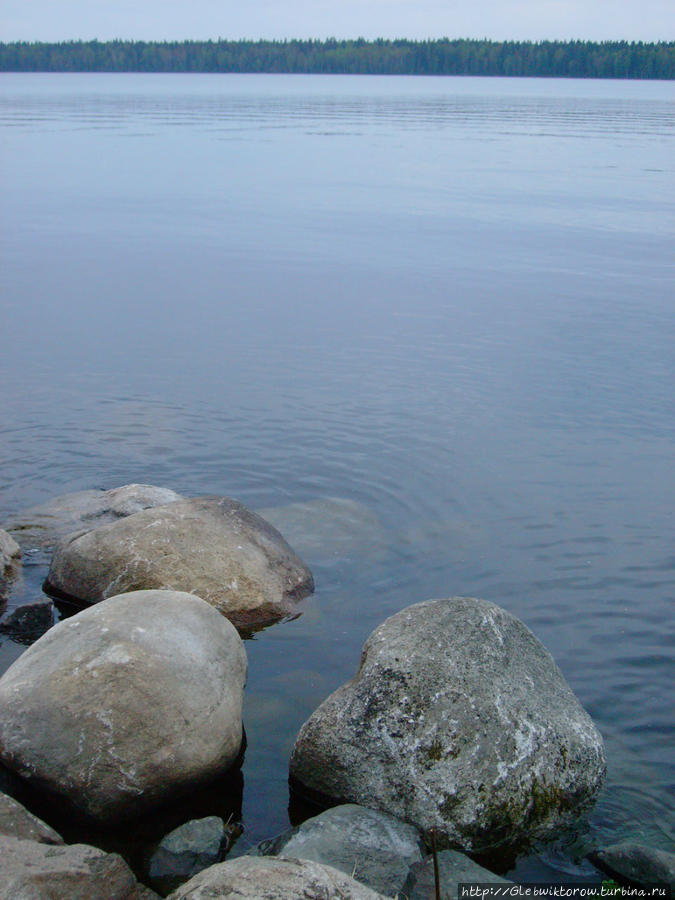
167,855,389,899
0,599,55,642
3,483,182,558
588,842,675,888
290,597,606,853
0,590,247,824
252,803,425,896
0,527,21,569
0,791,63,844
0,835,160,899
402,849,512,900
45,496,314,631
257,497,389,566
0,527,21,601
148,815,235,894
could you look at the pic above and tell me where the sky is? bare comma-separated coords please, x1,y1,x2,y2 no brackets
1,0,674,44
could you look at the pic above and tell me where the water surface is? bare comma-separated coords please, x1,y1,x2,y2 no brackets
0,73,673,878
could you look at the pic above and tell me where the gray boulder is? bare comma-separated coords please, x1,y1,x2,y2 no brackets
588,842,675,888
290,597,606,852
45,496,314,631
0,791,63,844
167,855,389,899
0,527,21,602
0,590,247,824
402,849,512,900
0,599,55,642
148,815,235,894
3,483,183,559
252,803,425,896
0,835,159,900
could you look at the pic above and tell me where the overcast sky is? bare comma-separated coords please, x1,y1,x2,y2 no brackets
1,0,673,43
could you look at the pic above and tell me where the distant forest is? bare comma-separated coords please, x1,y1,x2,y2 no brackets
1,39,674,79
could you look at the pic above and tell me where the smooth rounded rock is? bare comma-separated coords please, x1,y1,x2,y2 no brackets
0,590,247,823
45,496,314,631
290,597,606,852
167,855,389,899
252,803,425,896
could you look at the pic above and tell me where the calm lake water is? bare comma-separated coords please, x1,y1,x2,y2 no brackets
0,73,673,880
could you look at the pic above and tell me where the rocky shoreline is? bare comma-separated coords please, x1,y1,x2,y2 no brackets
0,484,672,898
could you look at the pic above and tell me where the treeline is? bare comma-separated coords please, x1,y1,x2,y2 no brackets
1,39,674,79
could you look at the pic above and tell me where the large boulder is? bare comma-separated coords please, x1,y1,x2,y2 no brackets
167,855,389,900
0,590,247,823
252,803,425,896
0,835,159,899
0,791,63,844
290,597,606,852
45,496,314,631
3,483,182,559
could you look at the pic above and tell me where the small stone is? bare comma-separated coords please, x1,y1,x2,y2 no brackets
402,848,512,899
252,803,425,896
588,841,675,888
0,599,55,642
148,815,234,894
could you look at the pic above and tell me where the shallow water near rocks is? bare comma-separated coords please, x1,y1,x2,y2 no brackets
0,73,673,884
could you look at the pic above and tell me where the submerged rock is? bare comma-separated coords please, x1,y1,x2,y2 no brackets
45,496,314,631
3,483,183,558
167,855,389,900
252,803,425,896
0,590,247,824
257,497,389,566
290,597,606,852
0,599,55,642
148,815,235,894
588,841,675,888
0,791,63,844
402,849,512,900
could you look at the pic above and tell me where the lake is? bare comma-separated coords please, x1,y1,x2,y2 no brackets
0,72,673,880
